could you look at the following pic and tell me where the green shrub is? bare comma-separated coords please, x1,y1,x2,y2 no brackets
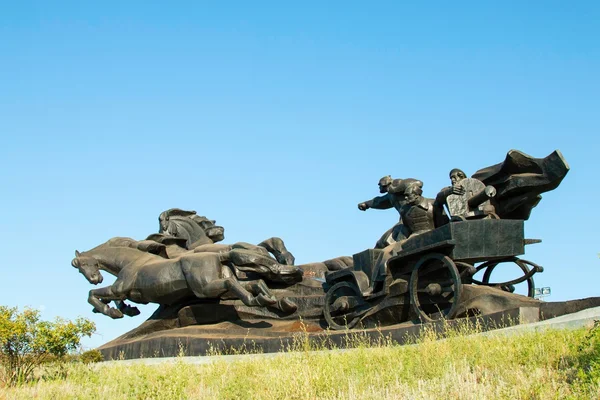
80,349,104,364
0,306,95,386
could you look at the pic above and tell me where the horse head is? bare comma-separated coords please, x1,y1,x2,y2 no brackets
71,250,104,285
158,208,226,248
197,218,225,243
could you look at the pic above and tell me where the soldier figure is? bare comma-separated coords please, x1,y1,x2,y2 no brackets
358,176,422,248
435,168,467,210
359,176,397,211
402,181,449,236
436,168,498,219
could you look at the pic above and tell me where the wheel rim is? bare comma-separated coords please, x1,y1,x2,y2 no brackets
409,253,462,323
324,281,364,330
476,257,536,298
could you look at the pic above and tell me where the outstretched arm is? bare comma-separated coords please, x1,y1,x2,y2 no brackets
358,194,393,211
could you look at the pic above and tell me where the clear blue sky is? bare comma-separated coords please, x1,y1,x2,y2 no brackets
1,1,598,349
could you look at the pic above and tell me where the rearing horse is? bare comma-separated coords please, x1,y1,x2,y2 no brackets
71,246,298,319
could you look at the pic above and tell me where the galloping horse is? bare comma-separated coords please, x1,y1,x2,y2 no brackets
71,246,298,319
78,237,303,286
157,209,296,265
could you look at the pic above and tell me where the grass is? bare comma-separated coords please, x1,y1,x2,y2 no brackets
1,320,599,399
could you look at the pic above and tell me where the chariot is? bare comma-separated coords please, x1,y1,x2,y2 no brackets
323,218,544,330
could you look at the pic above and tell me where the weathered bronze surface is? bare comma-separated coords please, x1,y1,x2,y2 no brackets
70,149,591,359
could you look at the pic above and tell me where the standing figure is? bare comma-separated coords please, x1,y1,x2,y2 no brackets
370,180,449,282
357,176,421,248
358,176,398,212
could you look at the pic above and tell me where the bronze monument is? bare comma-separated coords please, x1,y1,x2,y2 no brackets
70,149,600,359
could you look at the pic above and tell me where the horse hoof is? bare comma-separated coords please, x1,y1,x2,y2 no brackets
256,294,277,307
124,307,140,317
277,298,298,314
108,309,124,319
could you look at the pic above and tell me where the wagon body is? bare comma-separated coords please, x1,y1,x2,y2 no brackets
323,219,542,329
388,219,525,267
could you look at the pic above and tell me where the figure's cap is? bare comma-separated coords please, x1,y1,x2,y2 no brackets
404,180,423,196
378,175,392,186
449,168,466,178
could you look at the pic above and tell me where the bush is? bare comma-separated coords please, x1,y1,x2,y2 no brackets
0,306,95,386
79,349,104,364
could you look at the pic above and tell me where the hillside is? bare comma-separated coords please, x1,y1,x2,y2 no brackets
2,320,599,399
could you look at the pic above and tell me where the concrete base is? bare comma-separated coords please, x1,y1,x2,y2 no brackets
98,295,600,360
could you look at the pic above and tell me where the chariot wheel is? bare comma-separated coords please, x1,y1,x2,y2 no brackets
324,281,365,330
473,257,539,298
409,253,463,323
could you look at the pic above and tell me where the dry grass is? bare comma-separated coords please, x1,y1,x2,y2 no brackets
2,320,599,399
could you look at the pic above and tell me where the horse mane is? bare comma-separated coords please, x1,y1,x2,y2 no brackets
79,237,134,254
106,237,138,248
145,233,188,247
164,217,213,248
159,208,197,222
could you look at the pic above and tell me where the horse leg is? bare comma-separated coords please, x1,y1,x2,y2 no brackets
240,279,270,296
116,300,141,316
91,300,139,316
241,279,297,313
221,249,302,284
231,242,270,257
258,237,295,265
180,253,277,307
202,278,276,307
92,298,111,314
88,286,125,319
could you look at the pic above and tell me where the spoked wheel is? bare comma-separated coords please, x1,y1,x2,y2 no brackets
409,253,463,323
472,257,542,298
324,281,366,330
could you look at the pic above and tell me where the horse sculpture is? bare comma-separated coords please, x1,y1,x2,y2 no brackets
78,236,303,285
156,208,296,265
71,246,299,319
72,208,352,320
